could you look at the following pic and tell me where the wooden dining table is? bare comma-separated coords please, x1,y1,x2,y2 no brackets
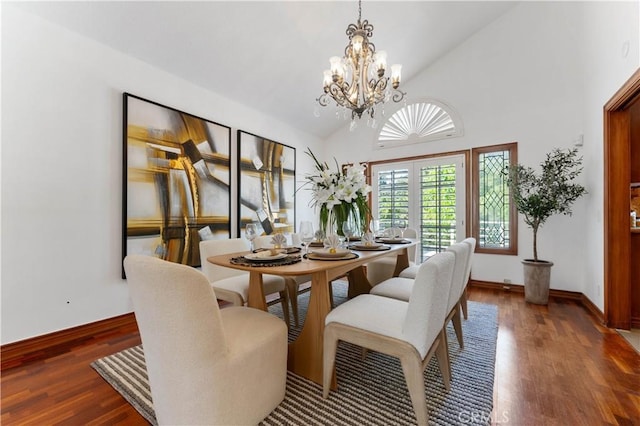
207,240,417,387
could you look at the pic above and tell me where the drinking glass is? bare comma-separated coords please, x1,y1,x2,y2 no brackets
342,222,353,244
245,223,258,251
300,221,314,257
370,219,380,237
396,219,408,238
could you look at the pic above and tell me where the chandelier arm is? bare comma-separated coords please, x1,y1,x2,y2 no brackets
316,0,404,120
327,82,360,111
391,89,406,103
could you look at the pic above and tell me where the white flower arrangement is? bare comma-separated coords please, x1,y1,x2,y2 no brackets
301,148,371,235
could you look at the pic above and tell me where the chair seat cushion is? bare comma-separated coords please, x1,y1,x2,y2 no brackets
367,256,416,286
399,264,419,279
213,274,285,303
325,294,408,342
369,277,414,301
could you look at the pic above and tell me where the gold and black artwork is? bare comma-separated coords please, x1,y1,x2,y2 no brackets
237,130,295,237
123,93,231,276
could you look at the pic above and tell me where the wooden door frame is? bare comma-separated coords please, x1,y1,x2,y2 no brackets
604,68,640,329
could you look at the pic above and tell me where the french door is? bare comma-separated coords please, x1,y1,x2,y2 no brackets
371,155,466,262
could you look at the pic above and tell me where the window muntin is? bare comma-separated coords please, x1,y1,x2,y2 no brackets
472,143,518,255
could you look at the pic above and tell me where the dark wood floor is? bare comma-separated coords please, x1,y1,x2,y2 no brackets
2,287,639,425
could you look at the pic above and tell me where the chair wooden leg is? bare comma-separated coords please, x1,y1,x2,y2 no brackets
451,305,464,349
322,325,339,399
361,347,368,361
285,278,299,327
435,331,451,391
441,326,452,380
399,352,429,426
460,289,468,320
328,281,334,309
279,290,290,328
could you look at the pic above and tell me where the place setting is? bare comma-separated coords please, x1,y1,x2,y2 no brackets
375,221,412,244
231,233,302,267
348,232,391,251
305,234,359,261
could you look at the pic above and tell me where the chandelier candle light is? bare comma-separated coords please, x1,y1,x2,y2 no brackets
317,0,405,123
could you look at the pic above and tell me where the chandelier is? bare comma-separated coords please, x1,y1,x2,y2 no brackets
317,0,405,121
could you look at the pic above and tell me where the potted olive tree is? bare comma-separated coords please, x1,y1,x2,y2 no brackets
505,148,587,304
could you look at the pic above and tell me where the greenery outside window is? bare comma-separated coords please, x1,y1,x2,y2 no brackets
472,143,518,255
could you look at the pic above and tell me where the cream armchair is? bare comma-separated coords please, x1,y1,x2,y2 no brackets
323,251,455,425
199,238,291,326
458,238,476,320
253,234,311,327
366,228,418,286
123,255,287,425
370,241,472,355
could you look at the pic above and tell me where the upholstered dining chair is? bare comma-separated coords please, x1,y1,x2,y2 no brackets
123,255,288,425
458,238,476,320
365,227,418,286
252,234,311,326
199,238,291,326
323,251,455,425
399,237,474,282
370,241,471,352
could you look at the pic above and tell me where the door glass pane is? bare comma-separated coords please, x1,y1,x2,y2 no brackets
418,163,458,262
372,155,465,264
375,168,409,229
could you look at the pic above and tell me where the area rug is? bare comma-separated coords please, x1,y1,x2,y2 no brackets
92,282,498,425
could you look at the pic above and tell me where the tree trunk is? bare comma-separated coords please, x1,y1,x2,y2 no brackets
532,224,539,262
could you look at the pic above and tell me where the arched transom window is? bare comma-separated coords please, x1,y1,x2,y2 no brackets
377,100,463,149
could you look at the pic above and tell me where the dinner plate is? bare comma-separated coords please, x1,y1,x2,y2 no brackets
243,252,288,262
309,248,351,258
306,252,359,261
351,243,384,249
380,238,409,244
254,247,301,254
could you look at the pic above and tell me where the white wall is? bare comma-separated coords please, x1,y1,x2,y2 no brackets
581,1,640,309
0,4,322,344
325,1,639,306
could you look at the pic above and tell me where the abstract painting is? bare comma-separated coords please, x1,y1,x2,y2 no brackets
123,93,231,275
237,130,295,237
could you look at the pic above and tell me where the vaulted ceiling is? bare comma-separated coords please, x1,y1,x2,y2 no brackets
14,1,518,139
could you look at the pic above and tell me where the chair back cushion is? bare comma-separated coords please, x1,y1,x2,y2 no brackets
445,242,472,311
123,255,228,424
290,233,302,246
403,251,455,357
462,237,476,284
403,228,418,263
199,238,249,282
253,235,274,249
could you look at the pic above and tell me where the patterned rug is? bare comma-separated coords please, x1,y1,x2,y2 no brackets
92,282,498,425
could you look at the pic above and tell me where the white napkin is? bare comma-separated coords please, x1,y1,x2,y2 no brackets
361,232,376,246
270,233,287,247
323,234,341,250
383,227,401,238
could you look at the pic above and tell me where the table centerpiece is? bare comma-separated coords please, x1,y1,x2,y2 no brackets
302,148,371,237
